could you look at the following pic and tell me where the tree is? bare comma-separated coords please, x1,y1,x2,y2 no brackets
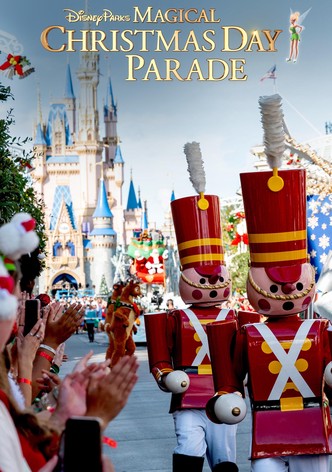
0,83,46,274
228,252,250,296
99,274,109,296
220,200,250,294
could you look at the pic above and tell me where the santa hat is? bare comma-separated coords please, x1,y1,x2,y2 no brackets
0,212,39,261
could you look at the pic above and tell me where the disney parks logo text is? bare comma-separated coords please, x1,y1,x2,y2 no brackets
64,9,130,26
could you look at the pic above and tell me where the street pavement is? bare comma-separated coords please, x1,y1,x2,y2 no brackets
61,331,332,472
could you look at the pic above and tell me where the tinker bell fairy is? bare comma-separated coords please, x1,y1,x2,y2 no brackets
286,8,311,63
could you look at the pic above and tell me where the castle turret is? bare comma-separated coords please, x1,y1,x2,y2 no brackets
32,123,47,193
141,202,148,230
114,145,124,188
89,179,117,294
31,88,48,193
103,77,118,166
111,144,125,245
76,50,103,214
126,175,138,210
123,173,142,246
137,187,142,209
63,63,76,140
76,51,99,142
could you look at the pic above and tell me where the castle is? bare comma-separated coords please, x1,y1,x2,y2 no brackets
31,51,145,296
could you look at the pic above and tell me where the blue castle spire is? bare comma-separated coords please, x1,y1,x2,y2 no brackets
141,209,148,230
93,179,113,218
114,145,124,164
34,123,46,146
126,174,138,210
170,189,176,202
104,77,117,117
137,187,142,209
90,179,116,237
64,63,75,99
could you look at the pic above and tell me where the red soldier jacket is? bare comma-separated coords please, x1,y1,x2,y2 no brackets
207,316,332,458
144,306,235,412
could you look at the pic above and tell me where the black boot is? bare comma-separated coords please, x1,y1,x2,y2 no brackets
173,454,204,472
213,462,239,472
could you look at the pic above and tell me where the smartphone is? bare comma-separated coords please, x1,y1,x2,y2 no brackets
23,299,41,336
62,417,103,472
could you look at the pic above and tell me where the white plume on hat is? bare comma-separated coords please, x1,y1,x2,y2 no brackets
259,94,285,170
183,142,206,194
0,212,39,261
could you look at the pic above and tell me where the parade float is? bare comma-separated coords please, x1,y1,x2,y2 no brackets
127,228,168,285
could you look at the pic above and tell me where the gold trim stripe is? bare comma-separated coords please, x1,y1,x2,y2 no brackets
250,249,307,263
249,230,306,244
156,368,173,381
280,396,304,412
180,254,224,265
178,238,223,251
198,365,212,375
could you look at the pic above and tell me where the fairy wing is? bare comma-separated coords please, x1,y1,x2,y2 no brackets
290,7,312,30
298,7,312,25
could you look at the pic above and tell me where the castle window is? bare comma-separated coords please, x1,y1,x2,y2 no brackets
66,241,76,256
54,131,63,154
53,241,62,256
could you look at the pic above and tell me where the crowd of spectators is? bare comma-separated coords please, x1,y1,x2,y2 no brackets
0,213,138,472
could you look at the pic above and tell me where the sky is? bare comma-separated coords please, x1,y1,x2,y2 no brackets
1,0,331,228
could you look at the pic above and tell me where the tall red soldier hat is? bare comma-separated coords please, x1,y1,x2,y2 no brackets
240,169,307,269
171,194,225,272
171,142,225,272
241,95,309,278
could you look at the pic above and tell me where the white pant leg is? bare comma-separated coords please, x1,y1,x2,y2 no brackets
251,455,330,472
173,409,237,467
205,413,237,468
251,457,289,472
288,455,330,472
173,409,207,457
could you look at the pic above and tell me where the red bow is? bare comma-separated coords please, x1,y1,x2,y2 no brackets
0,54,23,76
231,233,248,246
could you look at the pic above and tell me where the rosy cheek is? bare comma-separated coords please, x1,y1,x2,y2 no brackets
223,287,230,298
302,296,312,310
258,299,271,311
192,290,203,300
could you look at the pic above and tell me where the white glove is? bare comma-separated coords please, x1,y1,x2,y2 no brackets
324,361,332,388
164,370,190,394
214,393,247,424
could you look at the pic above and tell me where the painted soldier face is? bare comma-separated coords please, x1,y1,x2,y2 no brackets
179,264,231,306
247,262,315,316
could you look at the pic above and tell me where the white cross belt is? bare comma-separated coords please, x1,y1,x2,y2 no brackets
254,320,316,401
184,308,229,367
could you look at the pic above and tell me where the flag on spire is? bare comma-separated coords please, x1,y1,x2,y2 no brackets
260,65,277,82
